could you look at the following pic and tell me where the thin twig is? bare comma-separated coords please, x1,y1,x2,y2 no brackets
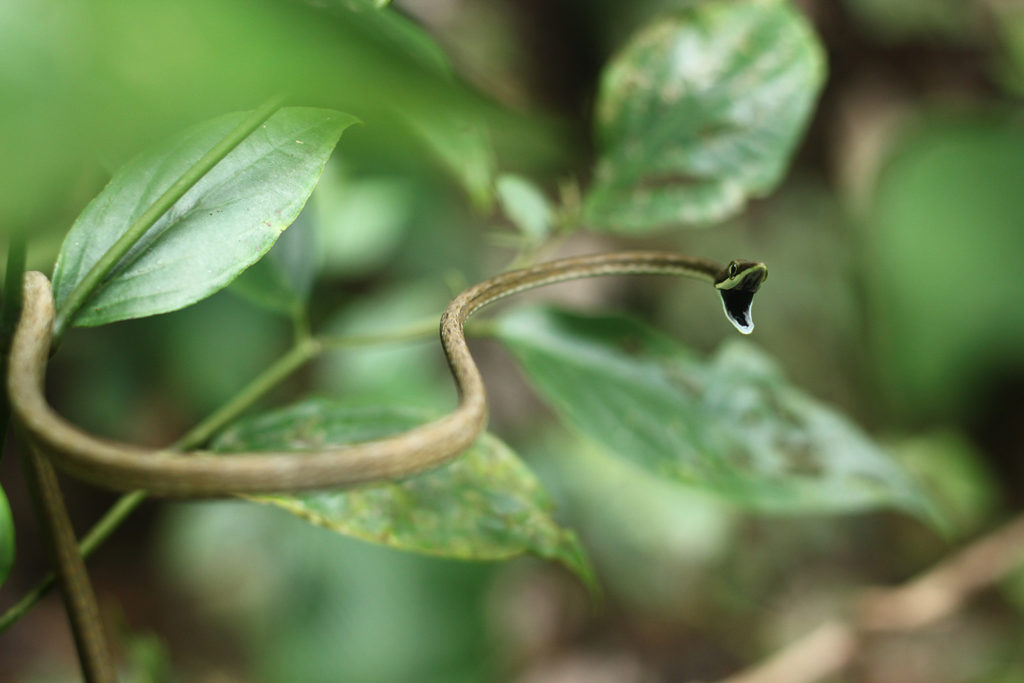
717,620,857,683
857,514,1024,631
716,513,1024,683
21,442,116,682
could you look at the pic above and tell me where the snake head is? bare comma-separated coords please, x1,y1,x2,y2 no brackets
714,260,768,334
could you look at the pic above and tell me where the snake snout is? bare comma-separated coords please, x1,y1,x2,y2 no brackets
714,262,767,334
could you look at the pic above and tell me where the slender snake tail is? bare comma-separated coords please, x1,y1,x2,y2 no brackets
8,251,760,497
6,250,764,683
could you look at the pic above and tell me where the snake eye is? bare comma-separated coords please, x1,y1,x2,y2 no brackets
728,262,738,278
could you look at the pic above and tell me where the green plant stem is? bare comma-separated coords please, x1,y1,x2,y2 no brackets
52,95,286,341
319,318,440,349
317,318,496,349
0,316,457,632
0,491,146,634
0,336,321,634
290,305,312,344
170,336,322,450
0,231,27,454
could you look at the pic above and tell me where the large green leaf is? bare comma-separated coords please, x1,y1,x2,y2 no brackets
585,0,825,231
867,116,1024,419
496,307,936,521
0,486,13,587
52,107,356,326
212,400,595,588
229,211,317,316
299,0,498,205
0,0,512,236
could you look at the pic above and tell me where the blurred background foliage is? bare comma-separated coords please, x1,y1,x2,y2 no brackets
2,0,1024,681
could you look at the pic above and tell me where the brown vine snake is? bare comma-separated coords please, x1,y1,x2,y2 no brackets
10,251,767,496
7,251,766,682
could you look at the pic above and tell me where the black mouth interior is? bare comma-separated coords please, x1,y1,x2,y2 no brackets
739,269,765,290
719,288,754,330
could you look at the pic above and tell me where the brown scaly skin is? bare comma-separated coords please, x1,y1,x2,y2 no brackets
9,251,765,496
6,251,766,681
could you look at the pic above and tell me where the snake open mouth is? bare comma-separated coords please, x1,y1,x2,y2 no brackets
714,265,766,335
719,288,756,334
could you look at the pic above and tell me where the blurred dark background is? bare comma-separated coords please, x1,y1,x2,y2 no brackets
2,0,1024,681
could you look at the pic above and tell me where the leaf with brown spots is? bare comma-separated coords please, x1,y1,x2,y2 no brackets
212,400,596,590
496,306,940,524
585,0,824,231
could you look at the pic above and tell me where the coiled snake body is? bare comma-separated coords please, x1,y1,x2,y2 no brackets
9,251,767,496
7,251,766,683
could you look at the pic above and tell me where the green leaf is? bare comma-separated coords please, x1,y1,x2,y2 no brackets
212,400,595,588
585,0,825,231
351,4,499,207
309,0,498,206
867,116,1024,419
890,432,999,539
496,306,937,521
159,501,499,681
404,110,497,210
530,432,735,613
229,211,317,316
52,107,357,326
0,0,501,236
0,486,13,586
310,163,416,279
496,174,553,242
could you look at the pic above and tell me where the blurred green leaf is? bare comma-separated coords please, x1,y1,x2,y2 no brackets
316,283,447,406
1003,562,1024,619
993,6,1024,95
496,174,553,242
212,400,595,588
891,432,999,539
528,431,735,614
52,107,355,327
305,0,498,205
408,116,497,210
0,486,12,586
868,116,1024,418
154,291,290,416
159,501,497,682
230,211,318,316
843,0,980,43
496,306,936,520
311,163,417,279
121,631,173,683
301,0,450,76
585,0,825,231
0,0,523,233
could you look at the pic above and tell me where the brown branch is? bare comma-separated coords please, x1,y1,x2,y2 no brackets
717,513,1024,683
21,442,116,682
857,514,1024,631
718,619,858,683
